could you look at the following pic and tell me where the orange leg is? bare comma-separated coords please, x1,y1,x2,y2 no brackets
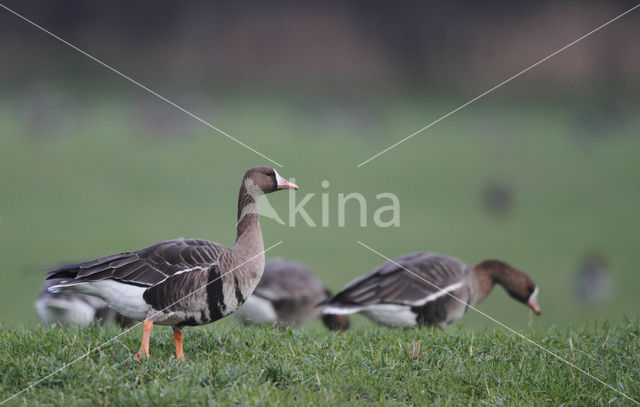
173,328,185,360
135,319,154,359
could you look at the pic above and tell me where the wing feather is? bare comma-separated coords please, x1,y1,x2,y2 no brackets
47,238,225,287
328,253,470,306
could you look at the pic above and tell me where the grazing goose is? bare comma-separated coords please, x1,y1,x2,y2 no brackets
321,252,540,328
36,279,133,327
235,259,349,330
46,166,298,359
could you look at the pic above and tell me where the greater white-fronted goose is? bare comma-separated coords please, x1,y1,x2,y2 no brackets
36,279,133,327
46,166,298,359
235,258,349,330
321,252,540,328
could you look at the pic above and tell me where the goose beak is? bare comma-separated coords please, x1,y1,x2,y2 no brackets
275,171,299,190
527,286,540,315
528,299,541,315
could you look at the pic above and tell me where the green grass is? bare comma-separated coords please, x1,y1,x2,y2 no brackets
1,94,640,404
1,95,640,328
1,319,638,406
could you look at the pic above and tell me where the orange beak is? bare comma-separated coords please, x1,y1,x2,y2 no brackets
275,171,299,190
528,299,541,315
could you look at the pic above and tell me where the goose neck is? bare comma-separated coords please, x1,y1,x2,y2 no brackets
233,181,264,258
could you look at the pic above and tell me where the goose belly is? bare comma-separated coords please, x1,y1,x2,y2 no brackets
361,304,419,327
149,297,213,327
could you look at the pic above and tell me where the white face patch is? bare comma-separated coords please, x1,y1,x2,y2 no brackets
528,286,539,304
274,169,286,188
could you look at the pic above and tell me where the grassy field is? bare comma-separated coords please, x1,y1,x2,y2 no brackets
1,319,638,406
1,94,639,404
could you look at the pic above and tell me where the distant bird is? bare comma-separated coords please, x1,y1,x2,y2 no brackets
235,259,349,330
482,180,515,216
321,253,540,328
46,166,298,360
36,279,133,327
573,252,612,304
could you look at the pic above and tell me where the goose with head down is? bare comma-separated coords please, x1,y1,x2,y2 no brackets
321,252,540,328
47,166,298,359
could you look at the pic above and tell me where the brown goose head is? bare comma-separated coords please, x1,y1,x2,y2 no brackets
243,166,298,195
474,260,541,315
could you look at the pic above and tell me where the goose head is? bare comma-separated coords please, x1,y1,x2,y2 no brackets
243,166,299,195
475,259,541,315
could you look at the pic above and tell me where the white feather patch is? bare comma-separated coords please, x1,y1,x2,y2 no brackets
322,305,363,315
235,295,278,324
410,281,463,306
528,286,539,304
51,280,149,321
35,297,96,326
361,304,418,327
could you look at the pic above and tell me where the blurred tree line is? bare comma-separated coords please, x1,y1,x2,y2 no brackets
1,0,638,93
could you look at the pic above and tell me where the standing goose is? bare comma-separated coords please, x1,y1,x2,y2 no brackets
321,252,540,328
235,258,349,330
47,166,298,359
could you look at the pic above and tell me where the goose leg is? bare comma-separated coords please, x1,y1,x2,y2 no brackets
135,319,154,358
172,327,184,360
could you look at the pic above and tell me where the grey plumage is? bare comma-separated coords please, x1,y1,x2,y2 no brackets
323,252,540,328
322,253,476,328
573,252,612,304
44,166,298,359
47,239,223,287
46,239,234,327
332,253,471,307
235,259,349,330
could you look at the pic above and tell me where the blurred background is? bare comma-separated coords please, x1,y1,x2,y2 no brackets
0,1,639,329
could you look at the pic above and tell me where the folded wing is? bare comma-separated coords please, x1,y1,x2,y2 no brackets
46,238,225,287
326,252,470,307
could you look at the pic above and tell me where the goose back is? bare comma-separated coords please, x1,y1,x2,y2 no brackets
323,253,479,328
327,253,473,308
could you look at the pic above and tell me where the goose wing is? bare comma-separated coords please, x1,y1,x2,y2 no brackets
46,238,225,287
326,253,470,307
